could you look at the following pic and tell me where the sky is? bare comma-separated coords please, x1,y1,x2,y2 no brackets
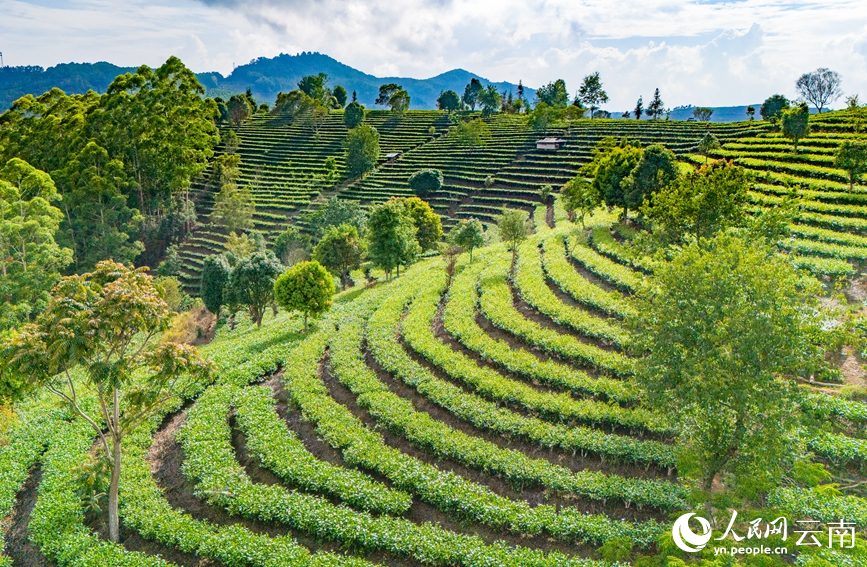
2,0,866,109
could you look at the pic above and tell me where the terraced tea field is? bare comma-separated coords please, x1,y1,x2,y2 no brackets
3,197,865,566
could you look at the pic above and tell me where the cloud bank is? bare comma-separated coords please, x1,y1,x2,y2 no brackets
2,0,866,108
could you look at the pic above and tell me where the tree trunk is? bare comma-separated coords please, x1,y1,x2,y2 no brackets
303,312,308,333
108,390,122,543
702,474,715,520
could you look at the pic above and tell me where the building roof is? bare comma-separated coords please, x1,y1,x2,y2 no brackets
384,152,400,158
536,138,567,143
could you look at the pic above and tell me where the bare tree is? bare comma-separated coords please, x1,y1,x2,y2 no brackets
796,68,843,114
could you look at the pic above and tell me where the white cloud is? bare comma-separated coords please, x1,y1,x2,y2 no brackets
1,0,866,108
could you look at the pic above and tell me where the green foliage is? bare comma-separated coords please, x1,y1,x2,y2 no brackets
156,244,181,277
312,223,366,289
0,56,218,265
578,73,608,117
400,196,443,251
692,107,714,121
375,84,410,114
344,124,380,177
536,79,569,108
462,79,483,110
449,218,485,261
622,143,679,212
437,90,461,112
302,196,367,239
53,142,143,271
760,94,790,122
646,88,665,120
332,85,348,108
0,261,212,542
695,132,721,163
223,230,267,266
560,176,600,226
633,96,644,120
496,207,529,269
478,85,502,117
297,73,329,104
366,198,421,277
343,101,365,129
227,94,252,127
227,251,282,327
746,105,756,120
450,118,491,149
273,225,312,266
632,234,828,494
274,260,334,332
408,168,443,196
781,102,811,152
200,254,230,316
644,160,749,244
0,158,72,330
212,181,255,233
834,139,867,190
586,139,644,217
600,536,633,563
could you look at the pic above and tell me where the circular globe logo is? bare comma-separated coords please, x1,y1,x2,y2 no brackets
672,513,713,553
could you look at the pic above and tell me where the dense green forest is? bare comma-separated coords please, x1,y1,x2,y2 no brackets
0,58,866,566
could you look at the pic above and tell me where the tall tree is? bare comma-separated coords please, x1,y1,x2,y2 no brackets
227,94,253,127
302,197,367,239
200,254,230,317
478,85,502,117
760,94,790,122
54,141,144,271
344,101,365,129
332,85,348,108
834,140,867,191
387,88,411,115
695,132,721,164
643,160,749,244
0,261,212,542
312,223,366,289
212,181,255,233
796,68,843,114
496,207,530,273
0,158,73,329
449,218,485,261
228,251,282,327
274,260,335,332
692,107,714,121
273,225,312,265
646,88,665,120
633,96,644,120
536,79,569,108
631,235,827,497
622,143,679,212
578,73,609,119
462,79,484,111
375,84,401,106
746,105,755,121
781,102,811,153
345,124,380,177
561,176,599,228
587,140,644,218
297,73,329,104
450,118,491,149
437,90,461,112
366,198,421,278
400,196,442,251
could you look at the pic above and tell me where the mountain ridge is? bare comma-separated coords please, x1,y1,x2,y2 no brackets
0,52,534,111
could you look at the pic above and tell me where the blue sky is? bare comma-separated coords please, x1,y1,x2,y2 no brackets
2,0,866,109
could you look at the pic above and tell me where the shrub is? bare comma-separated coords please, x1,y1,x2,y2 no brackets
408,169,443,196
